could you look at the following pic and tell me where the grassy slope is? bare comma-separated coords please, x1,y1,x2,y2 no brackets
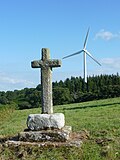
0,97,120,159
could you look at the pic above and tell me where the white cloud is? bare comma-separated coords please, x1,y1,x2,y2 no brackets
0,72,35,91
94,57,120,76
0,76,34,85
101,57,120,69
95,29,120,41
84,57,120,78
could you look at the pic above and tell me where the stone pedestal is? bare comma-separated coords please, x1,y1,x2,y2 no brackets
20,113,72,143
27,113,65,130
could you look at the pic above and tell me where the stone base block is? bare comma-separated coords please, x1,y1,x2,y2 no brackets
18,126,72,142
27,113,65,130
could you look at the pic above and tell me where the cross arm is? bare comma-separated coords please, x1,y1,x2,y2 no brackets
31,60,43,68
47,59,62,68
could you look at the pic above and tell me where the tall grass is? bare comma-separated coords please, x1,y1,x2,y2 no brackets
0,97,120,159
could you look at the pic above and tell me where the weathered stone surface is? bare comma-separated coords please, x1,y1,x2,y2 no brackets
27,113,65,130
31,48,61,114
5,139,82,147
18,126,71,142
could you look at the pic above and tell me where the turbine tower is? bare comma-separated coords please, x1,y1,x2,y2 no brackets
63,28,101,83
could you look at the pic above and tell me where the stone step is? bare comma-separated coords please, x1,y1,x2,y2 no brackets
18,126,72,142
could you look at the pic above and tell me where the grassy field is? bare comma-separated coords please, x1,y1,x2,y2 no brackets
0,97,120,159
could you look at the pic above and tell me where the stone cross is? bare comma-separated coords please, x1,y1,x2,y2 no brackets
31,48,61,114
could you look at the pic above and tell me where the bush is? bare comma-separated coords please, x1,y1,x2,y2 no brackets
18,101,32,110
53,87,72,105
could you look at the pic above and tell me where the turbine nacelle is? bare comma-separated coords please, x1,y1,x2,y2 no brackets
63,28,101,83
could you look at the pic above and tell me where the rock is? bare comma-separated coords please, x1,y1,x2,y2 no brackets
27,113,65,130
68,140,83,147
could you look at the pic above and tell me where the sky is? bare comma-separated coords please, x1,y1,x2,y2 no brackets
0,0,120,91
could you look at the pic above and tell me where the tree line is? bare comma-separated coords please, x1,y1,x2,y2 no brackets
0,73,120,109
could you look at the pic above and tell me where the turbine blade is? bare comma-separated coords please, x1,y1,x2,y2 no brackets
85,49,101,66
83,27,90,49
62,50,83,59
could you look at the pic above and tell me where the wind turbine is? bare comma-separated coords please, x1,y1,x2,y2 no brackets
63,28,101,83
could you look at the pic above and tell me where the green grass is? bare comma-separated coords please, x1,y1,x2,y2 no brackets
0,97,120,159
